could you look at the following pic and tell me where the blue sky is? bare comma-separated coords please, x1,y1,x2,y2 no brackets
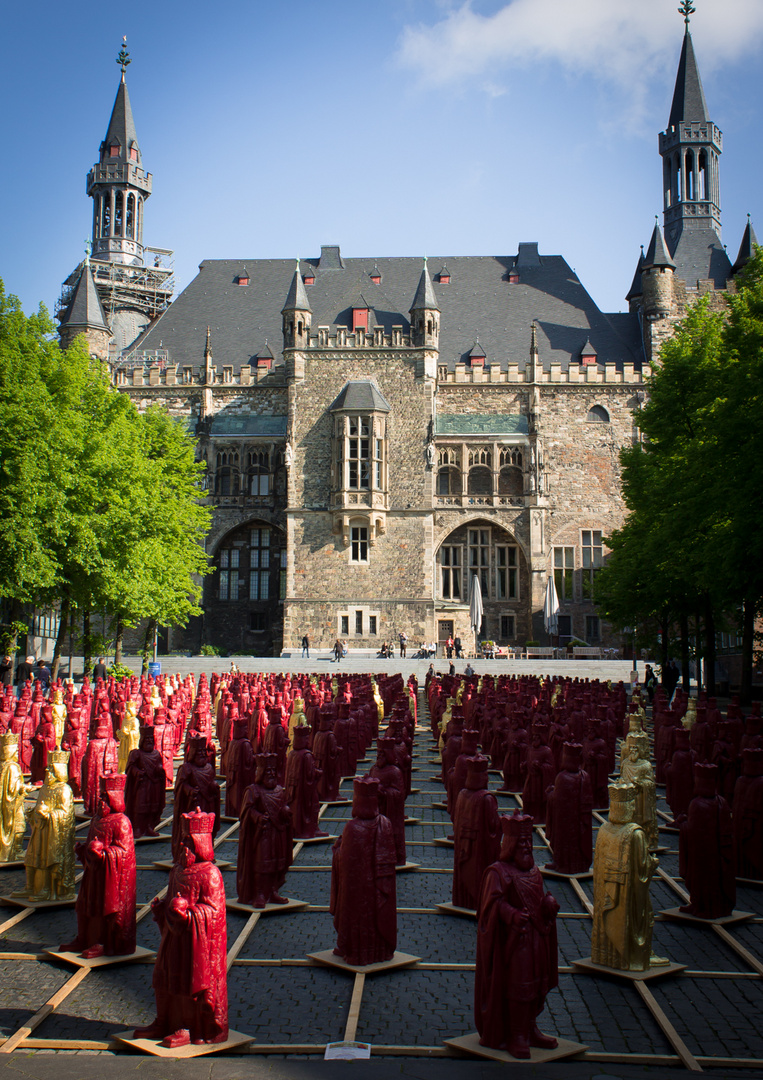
2,0,762,320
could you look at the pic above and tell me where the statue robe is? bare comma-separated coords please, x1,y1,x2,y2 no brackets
366,761,406,865
172,762,220,859
80,737,119,817
475,861,558,1050
545,767,593,874
224,736,257,819
0,757,26,862
125,746,167,837
452,788,500,910
679,793,736,918
73,812,137,955
24,779,76,900
152,860,228,1044
331,813,397,966
237,782,293,906
591,820,654,971
285,747,322,839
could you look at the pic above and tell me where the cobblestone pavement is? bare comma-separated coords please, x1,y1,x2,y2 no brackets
0,670,761,1077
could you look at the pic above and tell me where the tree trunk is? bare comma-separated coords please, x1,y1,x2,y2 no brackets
703,594,716,697
680,609,691,693
50,595,70,682
142,618,157,676
693,611,702,694
661,610,670,671
114,614,124,667
741,596,756,705
82,608,93,677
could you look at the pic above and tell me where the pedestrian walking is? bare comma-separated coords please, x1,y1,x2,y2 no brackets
301,633,310,659
399,631,407,658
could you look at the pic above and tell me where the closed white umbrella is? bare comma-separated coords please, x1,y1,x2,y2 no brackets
469,573,484,657
543,574,560,637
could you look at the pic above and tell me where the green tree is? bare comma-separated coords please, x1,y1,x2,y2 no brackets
0,277,211,677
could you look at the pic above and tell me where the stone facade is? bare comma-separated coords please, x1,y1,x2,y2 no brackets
58,28,757,658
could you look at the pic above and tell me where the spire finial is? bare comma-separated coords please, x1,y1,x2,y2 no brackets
295,258,300,273
84,238,91,267
205,326,212,358
117,36,131,80
678,1,695,29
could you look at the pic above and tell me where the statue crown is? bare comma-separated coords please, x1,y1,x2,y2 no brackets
49,749,70,765
608,781,636,807
181,809,215,837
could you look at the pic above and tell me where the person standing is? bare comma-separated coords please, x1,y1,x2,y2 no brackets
399,632,407,659
34,659,51,690
0,655,13,689
454,636,463,659
92,657,108,681
15,655,34,693
301,634,310,659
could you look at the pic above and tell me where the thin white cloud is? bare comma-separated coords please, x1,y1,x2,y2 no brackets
397,0,763,92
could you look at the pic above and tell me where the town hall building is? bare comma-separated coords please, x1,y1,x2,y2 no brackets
57,22,757,657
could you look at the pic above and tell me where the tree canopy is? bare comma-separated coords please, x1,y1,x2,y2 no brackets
0,278,211,673
596,248,763,698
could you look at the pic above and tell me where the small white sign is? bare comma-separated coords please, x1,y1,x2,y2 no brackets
324,1041,372,1060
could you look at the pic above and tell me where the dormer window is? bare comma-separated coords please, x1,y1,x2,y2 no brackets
109,144,120,158
304,272,315,285
438,267,451,284
467,342,487,367
237,274,250,286
370,268,382,284
352,307,369,332
129,145,138,162
508,270,520,284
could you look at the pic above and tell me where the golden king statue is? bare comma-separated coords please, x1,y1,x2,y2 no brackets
0,732,27,863
50,688,68,748
16,749,76,902
619,733,659,852
117,700,141,773
591,781,658,971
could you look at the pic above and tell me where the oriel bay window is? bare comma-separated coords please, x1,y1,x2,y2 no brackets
348,417,370,489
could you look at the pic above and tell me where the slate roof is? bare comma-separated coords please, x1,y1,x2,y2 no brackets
133,248,644,374
436,414,529,436
330,381,391,413
644,223,676,270
668,32,710,129
102,76,141,163
209,415,287,437
59,262,109,331
668,228,731,287
732,219,759,275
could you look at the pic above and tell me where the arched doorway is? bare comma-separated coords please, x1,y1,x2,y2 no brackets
435,518,529,647
203,519,286,656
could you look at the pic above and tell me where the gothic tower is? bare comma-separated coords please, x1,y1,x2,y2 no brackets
57,41,173,359
658,5,731,287
88,40,151,267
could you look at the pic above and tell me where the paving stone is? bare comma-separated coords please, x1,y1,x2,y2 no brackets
650,976,763,1058
0,959,70,1036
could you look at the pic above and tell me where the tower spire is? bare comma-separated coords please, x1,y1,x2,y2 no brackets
658,13,731,287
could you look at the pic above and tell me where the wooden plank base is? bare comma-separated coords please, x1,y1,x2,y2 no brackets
113,1028,252,1058
659,907,754,927
45,946,155,969
308,949,420,975
293,833,337,845
540,867,593,881
153,860,232,871
226,897,308,915
0,894,75,910
0,861,25,870
445,1032,587,1064
433,837,454,848
436,902,477,920
573,957,687,981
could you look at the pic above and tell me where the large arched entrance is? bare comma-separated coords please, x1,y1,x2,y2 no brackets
434,518,530,649
203,519,286,656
